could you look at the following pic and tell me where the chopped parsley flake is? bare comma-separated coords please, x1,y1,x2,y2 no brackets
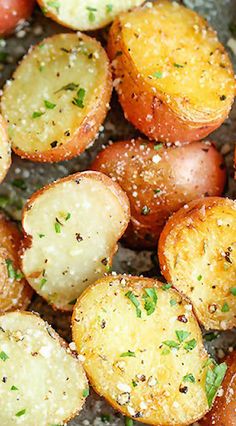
15,409,26,417
120,351,136,358
38,234,45,238
154,144,163,150
197,275,202,281
11,385,18,390
32,111,44,119
170,298,177,307
204,332,219,342
44,100,56,109
162,340,179,349
106,4,113,13
230,287,236,296
101,414,110,423
141,205,150,215
184,339,197,351
173,63,184,68
5,259,23,281
56,82,79,93
40,278,47,289
143,288,158,315
183,373,195,383
161,348,171,355
72,88,86,108
11,178,27,190
125,418,133,426
65,212,71,221
54,222,61,233
221,302,229,312
132,380,138,387
0,351,9,361
162,283,172,291
86,6,97,22
153,71,163,78
205,362,227,407
125,291,141,318
47,1,60,12
82,388,90,398
175,330,190,343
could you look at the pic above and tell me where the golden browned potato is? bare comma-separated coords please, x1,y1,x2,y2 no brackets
1,33,112,162
158,197,236,330
0,311,88,425
0,115,11,183
107,1,235,143
200,351,236,426
21,171,130,310
92,139,226,249
0,212,33,312
37,0,145,31
72,275,228,425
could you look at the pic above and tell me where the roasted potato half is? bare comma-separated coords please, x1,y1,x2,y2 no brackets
159,197,236,330
37,0,145,31
1,33,112,162
200,351,236,426
0,212,32,312
72,275,228,425
0,115,11,184
92,139,226,249
0,311,88,426
108,1,235,143
0,0,35,36
21,171,130,311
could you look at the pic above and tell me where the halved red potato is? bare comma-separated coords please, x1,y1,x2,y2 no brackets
37,0,145,31
158,197,236,330
92,139,226,249
21,171,130,310
0,115,11,184
1,33,112,162
0,311,88,425
0,0,35,36
0,212,33,312
107,1,235,143
200,351,236,426
72,275,227,425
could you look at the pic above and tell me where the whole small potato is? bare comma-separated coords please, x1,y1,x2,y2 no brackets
200,351,236,426
0,0,35,36
92,139,226,249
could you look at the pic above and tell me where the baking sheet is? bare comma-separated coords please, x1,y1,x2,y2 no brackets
0,1,235,425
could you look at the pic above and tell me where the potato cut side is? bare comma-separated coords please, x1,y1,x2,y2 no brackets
0,212,33,312
37,0,145,31
1,33,112,162
21,171,130,310
158,197,236,330
0,115,11,183
0,311,87,426
72,275,214,426
108,1,235,142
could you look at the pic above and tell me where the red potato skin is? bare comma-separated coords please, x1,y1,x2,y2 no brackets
200,351,236,426
20,171,130,311
107,19,234,144
91,139,226,249
0,0,35,36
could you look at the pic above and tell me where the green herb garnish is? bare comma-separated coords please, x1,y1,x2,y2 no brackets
15,409,26,417
230,287,236,296
65,212,71,221
162,283,172,291
40,278,47,289
86,6,97,22
170,298,177,307
11,178,27,190
11,385,18,390
125,291,141,318
106,4,113,13
153,71,163,78
5,259,23,281
82,388,90,398
0,351,9,361
154,144,163,150
143,288,157,316
162,340,179,349
175,330,190,343
32,111,44,119
72,88,86,108
38,234,45,238
68,299,77,305
205,363,227,407
173,63,184,68
44,100,56,109
47,1,60,12
101,414,110,423
120,351,136,358
197,275,202,281
141,205,150,215
221,302,230,312
56,82,79,93
184,339,197,351
183,373,195,383
125,418,133,426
